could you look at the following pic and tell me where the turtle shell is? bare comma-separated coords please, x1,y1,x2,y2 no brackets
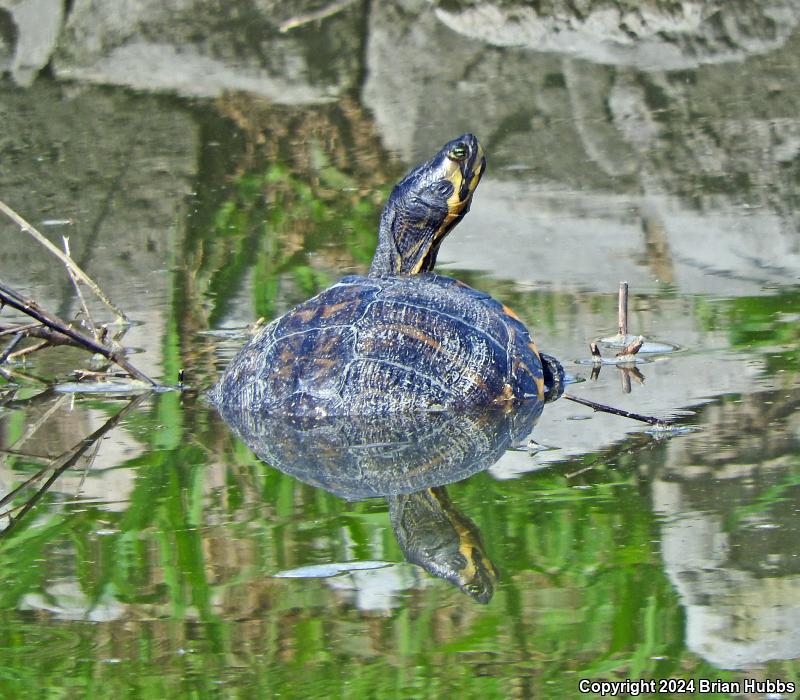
211,273,546,416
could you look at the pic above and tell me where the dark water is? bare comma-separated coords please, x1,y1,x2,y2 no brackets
1,2,799,697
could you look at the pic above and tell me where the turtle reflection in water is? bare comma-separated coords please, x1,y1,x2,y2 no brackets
215,398,544,602
210,133,564,417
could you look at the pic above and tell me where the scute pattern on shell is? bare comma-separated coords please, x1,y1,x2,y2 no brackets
211,273,544,416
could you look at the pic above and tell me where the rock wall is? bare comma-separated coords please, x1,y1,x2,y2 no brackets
431,0,800,71
52,0,364,102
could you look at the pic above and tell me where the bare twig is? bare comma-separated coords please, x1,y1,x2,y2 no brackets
0,199,128,321
617,281,629,337
564,393,670,427
616,336,643,358
0,322,83,349
0,281,158,387
8,340,49,361
63,235,96,332
0,332,24,366
0,322,39,338
0,332,23,380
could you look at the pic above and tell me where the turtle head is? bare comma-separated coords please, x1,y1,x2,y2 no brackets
370,134,485,275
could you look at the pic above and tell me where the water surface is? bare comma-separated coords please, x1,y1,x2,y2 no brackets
0,2,799,697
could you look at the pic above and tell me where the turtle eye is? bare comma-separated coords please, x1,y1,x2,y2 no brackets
448,143,468,161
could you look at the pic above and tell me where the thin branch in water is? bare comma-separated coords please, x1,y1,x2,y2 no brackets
62,235,96,333
0,281,159,387
0,447,55,462
8,339,49,361
74,430,103,500
0,333,22,379
616,336,643,358
0,464,55,511
0,199,127,322
618,281,629,337
563,393,671,427
0,394,146,535
0,322,87,351
0,332,24,365
3,393,69,461
0,322,39,338
0,366,48,385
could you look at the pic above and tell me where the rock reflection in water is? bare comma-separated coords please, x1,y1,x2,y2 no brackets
649,388,800,669
214,399,544,602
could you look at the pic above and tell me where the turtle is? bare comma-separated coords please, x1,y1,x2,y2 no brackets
210,133,563,417
213,400,545,601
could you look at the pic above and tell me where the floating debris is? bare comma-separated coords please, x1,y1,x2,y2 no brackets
596,282,679,353
55,379,158,395
272,560,393,579
644,424,699,436
598,336,680,354
527,439,559,454
575,354,651,367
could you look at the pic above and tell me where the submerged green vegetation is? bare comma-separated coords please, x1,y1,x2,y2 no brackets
1,374,797,696
195,162,384,327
